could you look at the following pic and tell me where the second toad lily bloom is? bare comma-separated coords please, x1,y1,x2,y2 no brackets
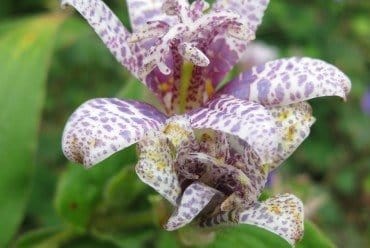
61,0,351,246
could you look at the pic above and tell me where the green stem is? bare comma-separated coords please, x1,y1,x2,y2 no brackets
179,62,194,114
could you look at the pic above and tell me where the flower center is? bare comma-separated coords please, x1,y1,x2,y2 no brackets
160,117,265,211
128,0,255,80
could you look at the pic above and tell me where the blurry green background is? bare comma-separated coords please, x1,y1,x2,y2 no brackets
0,0,369,247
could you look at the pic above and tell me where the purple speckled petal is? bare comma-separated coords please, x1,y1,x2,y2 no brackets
185,152,258,211
212,0,270,33
268,102,315,170
62,98,167,167
219,57,351,106
188,94,278,164
126,0,178,31
225,136,269,203
200,194,304,246
193,0,269,93
184,11,256,110
136,131,181,206
164,182,219,231
238,194,304,246
190,0,210,21
61,0,139,76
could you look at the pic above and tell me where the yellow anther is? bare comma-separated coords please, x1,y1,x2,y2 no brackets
205,79,215,97
159,82,170,92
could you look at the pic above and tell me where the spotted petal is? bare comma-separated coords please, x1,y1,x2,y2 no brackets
164,182,219,230
136,131,181,206
268,102,316,170
220,57,351,106
200,194,304,246
188,94,278,164
194,0,270,92
213,0,270,33
62,98,167,167
61,0,139,76
238,194,304,246
126,0,178,31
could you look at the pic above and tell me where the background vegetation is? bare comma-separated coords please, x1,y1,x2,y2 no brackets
0,0,369,247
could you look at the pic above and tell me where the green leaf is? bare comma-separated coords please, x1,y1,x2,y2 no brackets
54,146,137,229
209,225,288,248
207,221,334,248
103,166,147,210
60,235,121,248
96,230,155,248
298,221,335,248
15,227,76,248
16,227,121,248
0,14,65,246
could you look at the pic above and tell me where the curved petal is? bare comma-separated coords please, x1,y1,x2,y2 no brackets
136,131,181,206
62,98,167,167
185,152,260,210
126,0,178,31
212,0,270,33
194,0,269,91
238,194,304,246
190,0,210,21
219,57,351,106
188,94,278,164
164,182,219,231
200,194,304,247
61,0,139,75
268,102,315,170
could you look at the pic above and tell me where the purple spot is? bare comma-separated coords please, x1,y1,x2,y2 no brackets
275,84,285,102
304,82,314,97
103,124,113,132
298,75,307,86
257,79,271,103
231,122,241,132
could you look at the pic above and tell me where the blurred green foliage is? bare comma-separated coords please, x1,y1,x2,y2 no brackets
0,0,369,247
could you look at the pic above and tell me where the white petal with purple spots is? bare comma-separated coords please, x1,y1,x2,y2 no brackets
238,194,304,246
200,194,304,246
268,102,316,170
136,131,181,206
62,98,167,167
188,94,278,164
61,0,139,75
126,0,178,31
164,182,219,230
220,57,351,106
213,0,270,32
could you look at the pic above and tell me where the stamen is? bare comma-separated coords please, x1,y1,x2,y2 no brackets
227,22,255,41
178,42,210,67
138,59,156,80
128,21,169,43
190,0,210,20
158,59,172,75
162,0,192,24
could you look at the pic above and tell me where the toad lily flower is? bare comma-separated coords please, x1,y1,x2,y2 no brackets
61,0,265,113
61,0,351,246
